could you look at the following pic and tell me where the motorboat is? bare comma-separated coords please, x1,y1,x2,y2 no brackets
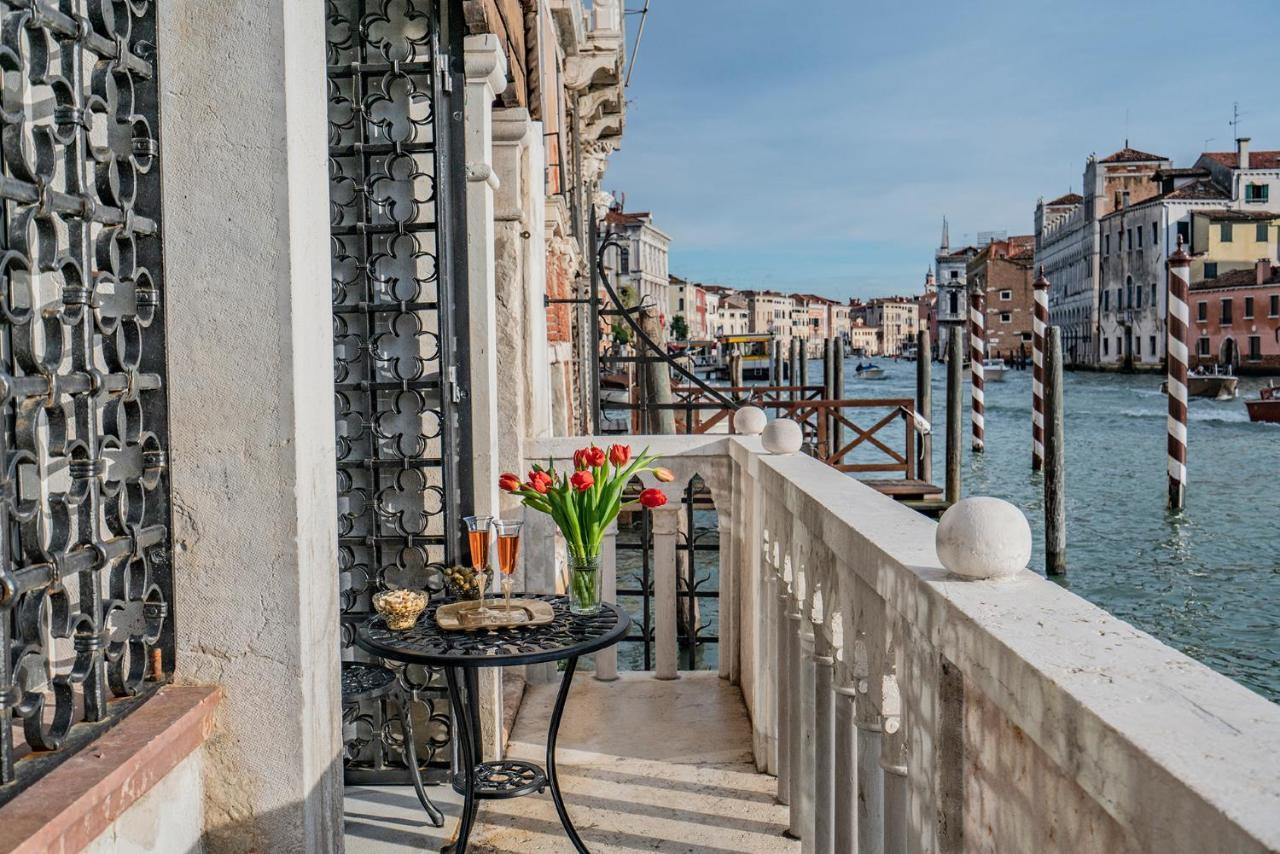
1246,381,1280,423
982,358,1008,382
854,362,886,380
1160,364,1239,400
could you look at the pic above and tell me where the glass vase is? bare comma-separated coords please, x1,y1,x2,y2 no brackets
568,553,602,615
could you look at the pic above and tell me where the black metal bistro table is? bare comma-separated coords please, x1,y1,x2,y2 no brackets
357,594,630,854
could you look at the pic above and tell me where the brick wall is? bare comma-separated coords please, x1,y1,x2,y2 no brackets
984,259,1035,359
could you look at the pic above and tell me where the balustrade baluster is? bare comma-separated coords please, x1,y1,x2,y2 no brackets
834,682,860,852
814,635,837,854
594,522,620,682
799,622,818,849
652,506,680,680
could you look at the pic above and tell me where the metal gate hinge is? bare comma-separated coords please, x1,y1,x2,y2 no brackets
437,53,452,93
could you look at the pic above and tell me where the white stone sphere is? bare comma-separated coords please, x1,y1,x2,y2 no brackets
733,405,767,435
761,418,803,455
935,497,1031,580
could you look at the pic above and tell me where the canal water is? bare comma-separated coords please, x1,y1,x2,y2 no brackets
834,358,1280,703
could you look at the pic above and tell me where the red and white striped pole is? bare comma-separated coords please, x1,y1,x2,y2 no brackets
969,282,985,452
1031,267,1049,471
1166,236,1191,510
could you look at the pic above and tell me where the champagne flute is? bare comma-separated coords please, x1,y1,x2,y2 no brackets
494,519,523,618
463,515,494,618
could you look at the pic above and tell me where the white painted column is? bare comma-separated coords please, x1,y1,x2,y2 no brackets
717,469,736,682
799,622,817,849
776,572,793,805
158,2,340,849
463,34,508,760
652,506,681,680
594,522,619,681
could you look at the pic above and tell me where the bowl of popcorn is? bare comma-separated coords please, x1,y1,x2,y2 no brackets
372,588,427,631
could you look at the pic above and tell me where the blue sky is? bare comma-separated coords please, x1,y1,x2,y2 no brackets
604,0,1280,301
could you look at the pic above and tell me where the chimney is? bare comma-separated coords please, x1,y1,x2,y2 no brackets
1237,137,1251,170
1258,257,1273,286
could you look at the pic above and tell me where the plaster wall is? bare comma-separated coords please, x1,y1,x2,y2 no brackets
158,2,342,850
83,751,205,854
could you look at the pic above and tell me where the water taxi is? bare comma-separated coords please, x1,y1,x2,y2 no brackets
717,333,773,381
1246,381,1280,423
983,358,1008,382
1160,364,1239,400
854,362,886,380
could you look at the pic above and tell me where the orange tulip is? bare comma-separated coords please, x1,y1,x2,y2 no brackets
608,444,631,466
498,472,521,492
585,446,607,468
570,470,594,491
528,471,553,494
573,448,590,470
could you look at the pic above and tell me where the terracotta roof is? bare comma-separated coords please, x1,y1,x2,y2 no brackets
1196,208,1279,222
1100,146,1168,163
1201,150,1280,170
1191,265,1280,290
603,209,650,225
1046,192,1083,207
1007,234,1035,260
1160,179,1230,201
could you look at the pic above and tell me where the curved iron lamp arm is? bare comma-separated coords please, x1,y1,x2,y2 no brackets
595,231,738,410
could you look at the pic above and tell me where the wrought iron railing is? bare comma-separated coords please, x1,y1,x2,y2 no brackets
0,0,171,805
326,0,470,785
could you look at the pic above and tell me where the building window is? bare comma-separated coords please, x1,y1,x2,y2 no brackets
1151,283,1157,305
1135,337,1141,356
1204,262,1218,279
999,289,1012,301
1220,222,1233,242
1117,287,1124,308
1021,332,1032,342
1258,222,1270,242
949,292,959,314
1271,294,1280,317
1137,227,1143,248
1103,290,1110,311
1116,336,1122,355
1103,337,1109,355
1000,312,1012,323
1197,337,1210,357
1245,183,1269,203
1177,220,1191,245
950,270,959,279
1197,301,1207,321
1104,234,1110,255
1152,222,1159,246
1149,335,1156,355
619,246,630,273
1245,296,1254,319
1221,298,1233,324
1136,285,1142,308
1249,336,1262,360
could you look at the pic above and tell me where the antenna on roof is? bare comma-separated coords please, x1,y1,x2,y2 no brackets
1203,137,1215,152
1229,102,1247,138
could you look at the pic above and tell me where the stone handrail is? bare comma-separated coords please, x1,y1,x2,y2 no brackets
523,432,1280,852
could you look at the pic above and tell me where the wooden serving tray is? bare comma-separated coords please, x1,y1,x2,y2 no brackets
435,598,556,631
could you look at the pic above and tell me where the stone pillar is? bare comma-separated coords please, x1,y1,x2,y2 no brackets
464,33,508,760
158,2,341,849
834,684,859,852
798,622,817,849
814,637,836,854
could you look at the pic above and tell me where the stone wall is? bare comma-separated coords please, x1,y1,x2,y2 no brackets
83,752,205,854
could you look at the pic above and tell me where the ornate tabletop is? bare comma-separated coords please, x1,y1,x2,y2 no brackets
357,594,630,668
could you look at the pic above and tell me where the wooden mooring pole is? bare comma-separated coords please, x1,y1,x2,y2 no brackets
789,337,801,402
1044,326,1066,575
1032,267,1049,471
770,338,783,387
916,329,932,483
832,338,845,453
1166,237,1191,510
969,283,986,452
946,329,963,504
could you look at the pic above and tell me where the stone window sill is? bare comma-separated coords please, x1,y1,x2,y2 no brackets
0,685,220,854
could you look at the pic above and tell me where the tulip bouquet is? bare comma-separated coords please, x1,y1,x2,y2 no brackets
499,444,673,614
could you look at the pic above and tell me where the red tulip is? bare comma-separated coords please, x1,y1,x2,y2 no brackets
585,446,607,468
608,444,630,466
573,448,590,470
639,488,667,508
570,470,594,491
528,471,553,494
652,467,675,483
498,472,521,492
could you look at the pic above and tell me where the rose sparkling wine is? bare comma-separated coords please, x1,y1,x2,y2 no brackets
494,519,524,618
462,515,494,618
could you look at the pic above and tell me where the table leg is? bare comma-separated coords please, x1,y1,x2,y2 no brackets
442,667,478,854
546,656,588,853
400,694,445,827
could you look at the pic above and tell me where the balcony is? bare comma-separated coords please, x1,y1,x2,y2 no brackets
347,433,1280,853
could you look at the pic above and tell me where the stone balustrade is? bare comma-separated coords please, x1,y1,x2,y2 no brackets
524,432,1280,853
